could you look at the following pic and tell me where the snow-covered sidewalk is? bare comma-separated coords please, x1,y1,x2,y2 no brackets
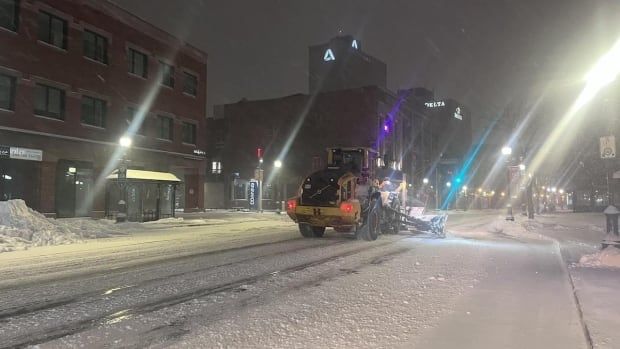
517,211,620,349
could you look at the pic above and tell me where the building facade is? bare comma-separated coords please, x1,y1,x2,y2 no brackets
207,85,430,209
309,36,387,93
0,0,207,217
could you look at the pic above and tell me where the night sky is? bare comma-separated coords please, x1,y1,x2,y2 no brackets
115,0,620,133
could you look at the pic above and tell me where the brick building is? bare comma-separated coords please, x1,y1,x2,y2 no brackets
206,86,430,209
0,0,207,217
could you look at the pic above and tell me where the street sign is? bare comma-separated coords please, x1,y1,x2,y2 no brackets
600,135,616,159
254,168,264,181
249,180,259,211
118,164,127,180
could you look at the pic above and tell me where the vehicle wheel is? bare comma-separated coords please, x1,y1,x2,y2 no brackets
299,224,325,238
358,200,380,241
390,205,401,234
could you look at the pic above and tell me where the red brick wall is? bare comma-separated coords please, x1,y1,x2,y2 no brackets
0,0,207,154
39,160,56,215
0,0,208,215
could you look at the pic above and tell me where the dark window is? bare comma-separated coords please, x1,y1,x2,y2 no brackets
0,0,19,31
34,83,65,119
182,122,196,144
159,61,174,87
38,11,67,49
182,72,197,96
128,48,148,78
0,74,16,110
157,115,173,140
83,30,108,64
126,107,146,135
81,96,106,127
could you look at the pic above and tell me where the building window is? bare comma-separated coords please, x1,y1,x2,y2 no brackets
0,74,16,111
83,30,108,64
34,83,64,119
159,61,174,88
128,48,148,78
157,115,173,140
38,11,67,49
211,161,222,174
81,96,106,128
0,0,19,32
182,72,197,96
126,107,146,135
182,122,196,144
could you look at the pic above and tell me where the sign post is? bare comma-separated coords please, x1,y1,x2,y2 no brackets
600,136,617,206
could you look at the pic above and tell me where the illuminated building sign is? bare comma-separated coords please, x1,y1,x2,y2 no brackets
425,101,445,108
454,107,463,120
352,40,358,49
193,149,206,157
323,49,335,61
0,145,42,161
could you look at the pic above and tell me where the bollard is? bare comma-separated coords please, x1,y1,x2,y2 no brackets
606,213,619,235
116,199,127,223
506,204,515,221
603,205,619,237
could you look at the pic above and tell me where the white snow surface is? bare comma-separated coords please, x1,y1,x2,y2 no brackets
579,247,620,268
0,200,123,252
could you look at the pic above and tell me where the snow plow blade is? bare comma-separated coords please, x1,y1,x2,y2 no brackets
407,214,447,237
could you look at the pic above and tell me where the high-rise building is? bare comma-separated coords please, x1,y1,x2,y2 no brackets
308,35,387,93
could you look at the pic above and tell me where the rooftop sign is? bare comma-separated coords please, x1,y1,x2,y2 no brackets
425,101,445,108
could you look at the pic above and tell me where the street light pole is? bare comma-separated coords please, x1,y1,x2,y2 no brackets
502,146,515,221
274,160,283,212
117,136,132,223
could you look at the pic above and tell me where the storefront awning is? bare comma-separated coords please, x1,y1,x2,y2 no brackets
107,169,181,182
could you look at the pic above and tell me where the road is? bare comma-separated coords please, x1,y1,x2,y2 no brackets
0,211,590,348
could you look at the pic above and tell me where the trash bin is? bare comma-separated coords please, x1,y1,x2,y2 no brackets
603,205,619,235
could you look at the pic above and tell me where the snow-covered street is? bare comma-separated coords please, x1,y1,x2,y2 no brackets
0,210,616,348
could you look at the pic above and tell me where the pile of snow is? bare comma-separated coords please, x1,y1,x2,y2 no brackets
142,217,185,224
0,200,123,253
579,247,620,268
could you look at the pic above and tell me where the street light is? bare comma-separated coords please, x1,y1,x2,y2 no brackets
423,178,429,184
119,136,132,148
274,160,282,168
446,181,452,188
519,164,526,171
501,146,513,156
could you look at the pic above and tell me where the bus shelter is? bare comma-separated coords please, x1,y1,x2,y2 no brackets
105,169,181,222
